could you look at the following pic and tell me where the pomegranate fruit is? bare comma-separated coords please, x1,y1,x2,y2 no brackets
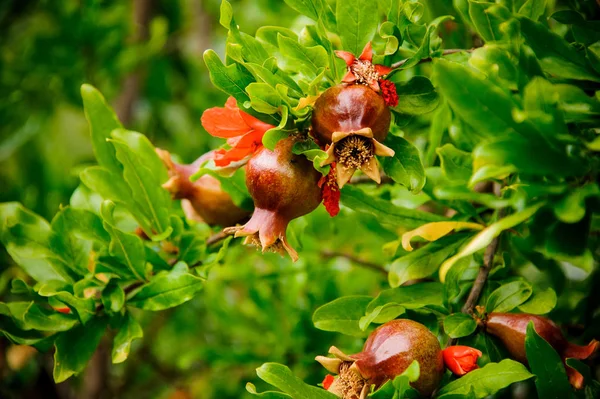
316,319,444,398
157,149,250,227
480,312,599,389
311,84,394,187
233,136,322,261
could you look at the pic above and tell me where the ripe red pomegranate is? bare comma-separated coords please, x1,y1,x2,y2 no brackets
234,136,322,261
480,312,599,389
311,84,394,187
316,319,444,398
157,149,250,227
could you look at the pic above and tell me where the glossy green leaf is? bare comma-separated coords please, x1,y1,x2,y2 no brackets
367,282,444,313
389,234,468,288
525,322,572,399
312,296,372,337
336,0,379,55
80,84,122,174
341,185,447,229
437,359,534,398
36,281,96,324
101,280,125,313
437,144,472,183
392,76,439,115
468,2,512,43
277,34,328,79
254,363,337,399
204,49,254,103
487,281,533,313
100,201,147,282
6,301,78,332
51,207,109,244
128,262,205,311
380,135,426,193
518,287,557,315
112,312,143,364
369,360,420,398
444,313,477,338
518,0,547,20
440,202,545,281
53,316,108,382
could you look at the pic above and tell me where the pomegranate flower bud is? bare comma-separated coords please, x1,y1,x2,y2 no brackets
201,97,275,166
442,346,482,376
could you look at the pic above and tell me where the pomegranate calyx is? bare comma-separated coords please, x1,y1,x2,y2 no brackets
320,129,395,187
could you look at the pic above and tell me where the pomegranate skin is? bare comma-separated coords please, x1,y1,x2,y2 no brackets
235,136,322,260
158,149,250,227
353,319,444,397
484,313,566,364
311,84,391,145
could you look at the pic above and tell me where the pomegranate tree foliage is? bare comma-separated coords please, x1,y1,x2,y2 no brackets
1,0,600,397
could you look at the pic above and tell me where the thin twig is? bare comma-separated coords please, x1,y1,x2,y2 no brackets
206,227,238,246
322,250,388,276
390,48,475,70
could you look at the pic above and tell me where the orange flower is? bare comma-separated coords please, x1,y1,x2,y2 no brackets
336,42,394,92
442,346,482,376
201,97,275,166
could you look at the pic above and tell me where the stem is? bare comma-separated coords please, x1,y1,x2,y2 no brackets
206,227,237,246
390,48,475,70
322,250,388,276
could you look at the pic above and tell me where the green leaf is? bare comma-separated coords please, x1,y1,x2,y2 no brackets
336,0,379,55
247,382,291,398
389,234,468,288
128,262,205,311
101,280,125,313
254,363,338,399
0,203,79,283
525,322,572,399
80,84,123,174
341,185,447,229
36,281,96,324
440,202,545,281
312,296,372,337
468,2,513,43
518,0,547,21
380,135,426,193
110,129,172,238
53,316,108,382
101,201,147,282
112,312,143,364
518,287,557,315
51,207,109,244
554,184,600,224
369,360,420,398
367,282,444,313
292,140,330,176
392,76,439,115
262,107,291,151
247,82,283,114
487,281,533,313
6,301,78,332
437,144,472,183
277,34,328,79
359,303,406,331
518,16,600,82
282,0,336,31
203,49,254,103
444,313,478,338
437,359,534,398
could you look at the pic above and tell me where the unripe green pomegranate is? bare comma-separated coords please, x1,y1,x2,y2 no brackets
311,84,394,188
317,319,444,398
234,136,322,261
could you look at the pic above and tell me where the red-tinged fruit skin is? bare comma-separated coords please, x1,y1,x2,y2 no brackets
317,319,444,398
235,136,322,261
311,84,391,146
158,149,250,227
483,312,599,389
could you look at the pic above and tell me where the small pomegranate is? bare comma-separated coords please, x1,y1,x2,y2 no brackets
157,149,250,227
311,84,394,187
316,319,444,398
233,136,322,261
480,312,599,389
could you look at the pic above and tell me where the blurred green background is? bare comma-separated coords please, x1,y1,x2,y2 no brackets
0,1,391,398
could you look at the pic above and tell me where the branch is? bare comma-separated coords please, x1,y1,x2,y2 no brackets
206,227,238,246
322,250,388,276
460,184,505,315
390,48,475,70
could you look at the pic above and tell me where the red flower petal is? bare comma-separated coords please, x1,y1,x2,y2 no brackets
319,165,340,217
374,64,393,77
358,42,373,61
322,374,335,390
201,98,251,138
443,346,482,376
335,50,356,66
